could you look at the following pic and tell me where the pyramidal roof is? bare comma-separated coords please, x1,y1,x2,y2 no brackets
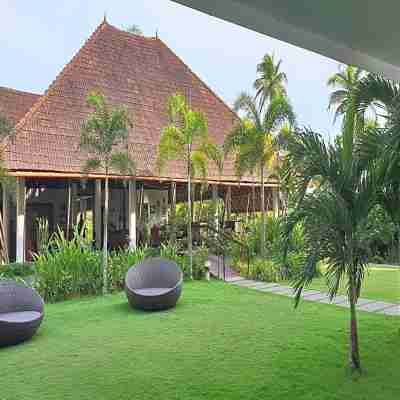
0,86,40,126
5,20,245,182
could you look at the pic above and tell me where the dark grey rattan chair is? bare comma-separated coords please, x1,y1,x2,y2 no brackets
0,281,44,347
125,257,183,311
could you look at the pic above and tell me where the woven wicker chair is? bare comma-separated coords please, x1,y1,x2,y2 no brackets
0,281,44,347
125,257,183,311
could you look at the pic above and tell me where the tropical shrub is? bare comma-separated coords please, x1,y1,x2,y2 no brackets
243,258,280,282
0,262,35,288
108,246,150,291
34,227,102,302
229,214,308,280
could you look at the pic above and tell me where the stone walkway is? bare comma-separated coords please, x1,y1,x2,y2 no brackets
208,256,399,317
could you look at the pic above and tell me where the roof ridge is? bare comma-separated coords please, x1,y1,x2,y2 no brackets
156,38,239,127
13,20,109,133
0,86,41,97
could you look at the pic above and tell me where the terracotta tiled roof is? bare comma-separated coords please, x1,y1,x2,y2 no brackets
4,21,274,184
0,87,40,125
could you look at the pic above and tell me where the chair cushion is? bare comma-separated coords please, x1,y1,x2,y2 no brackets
0,311,42,323
134,288,171,296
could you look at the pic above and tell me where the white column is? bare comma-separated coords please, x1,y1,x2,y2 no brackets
273,187,279,217
212,184,219,233
128,179,137,249
95,179,102,249
2,185,9,263
16,177,26,263
170,182,176,244
71,182,78,226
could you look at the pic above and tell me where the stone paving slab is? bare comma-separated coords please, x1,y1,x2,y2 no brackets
302,290,323,298
231,279,258,286
319,295,347,305
357,301,396,312
275,288,296,296
336,298,375,308
303,292,330,301
377,305,400,316
258,285,289,293
253,283,279,290
247,281,274,289
226,276,245,283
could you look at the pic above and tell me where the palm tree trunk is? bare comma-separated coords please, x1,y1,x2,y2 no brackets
103,176,109,295
260,164,266,258
349,272,361,371
187,158,193,280
397,225,400,265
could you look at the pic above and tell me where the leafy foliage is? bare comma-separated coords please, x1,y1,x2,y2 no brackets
80,91,135,294
157,93,212,279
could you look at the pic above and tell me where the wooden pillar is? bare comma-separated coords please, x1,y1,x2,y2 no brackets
94,179,102,249
170,182,176,244
1,185,9,263
273,187,279,217
226,186,232,220
16,177,26,263
128,179,137,249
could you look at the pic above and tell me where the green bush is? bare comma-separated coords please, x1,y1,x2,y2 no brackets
108,246,150,291
34,227,102,302
247,258,280,282
0,262,34,278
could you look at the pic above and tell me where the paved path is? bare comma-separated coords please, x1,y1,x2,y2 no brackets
208,256,399,317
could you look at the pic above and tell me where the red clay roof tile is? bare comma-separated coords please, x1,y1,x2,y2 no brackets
0,87,40,125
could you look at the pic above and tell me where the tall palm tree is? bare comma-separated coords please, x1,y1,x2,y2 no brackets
80,91,135,294
353,73,400,262
225,93,295,257
254,54,287,111
125,24,143,35
157,94,210,279
283,115,380,371
327,65,365,126
0,114,14,264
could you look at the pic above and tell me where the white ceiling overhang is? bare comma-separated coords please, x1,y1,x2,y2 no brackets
173,0,400,81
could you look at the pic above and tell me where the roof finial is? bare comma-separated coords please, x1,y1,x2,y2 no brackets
156,29,158,39
103,12,107,24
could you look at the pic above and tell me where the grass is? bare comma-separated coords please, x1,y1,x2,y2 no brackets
2,282,399,400
309,266,400,303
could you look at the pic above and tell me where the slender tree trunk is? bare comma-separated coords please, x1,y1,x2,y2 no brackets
260,164,266,258
103,176,109,295
187,155,193,280
349,268,361,371
397,224,400,265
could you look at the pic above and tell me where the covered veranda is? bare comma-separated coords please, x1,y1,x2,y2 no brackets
1,174,280,263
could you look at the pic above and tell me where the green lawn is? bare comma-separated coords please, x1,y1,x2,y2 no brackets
2,282,399,400
309,266,400,303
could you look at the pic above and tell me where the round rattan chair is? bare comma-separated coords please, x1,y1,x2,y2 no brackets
125,257,183,311
0,280,44,347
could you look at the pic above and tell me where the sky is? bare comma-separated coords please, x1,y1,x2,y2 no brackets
0,0,342,138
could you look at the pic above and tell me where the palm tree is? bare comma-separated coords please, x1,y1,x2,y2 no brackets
254,54,287,111
225,93,295,257
327,65,366,126
157,94,210,279
80,91,135,294
0,114,14,264
125,24,143,36
283,113,381,371
353,73,400,262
